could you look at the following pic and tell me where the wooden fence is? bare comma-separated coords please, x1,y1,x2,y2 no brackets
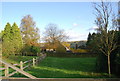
0,54,46,78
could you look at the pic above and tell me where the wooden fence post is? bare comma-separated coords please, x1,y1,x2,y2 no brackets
33,58,35,66
20,61,23,70
5,64,9,77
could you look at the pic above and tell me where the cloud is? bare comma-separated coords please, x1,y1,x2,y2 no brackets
66,30,87,41
92,26,98,29
88,25,99,31
68,23,79,30
73,23,79,27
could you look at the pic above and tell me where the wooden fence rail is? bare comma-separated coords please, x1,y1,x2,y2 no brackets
0,54,46,78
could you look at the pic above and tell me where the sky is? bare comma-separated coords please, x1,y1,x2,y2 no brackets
1,2,118,42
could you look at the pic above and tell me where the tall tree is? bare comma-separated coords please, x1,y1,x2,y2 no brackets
2,23,23,56
11,23,23,55
93,1,118,76
2,23,12,55
43,23,68,49
20,15,40,46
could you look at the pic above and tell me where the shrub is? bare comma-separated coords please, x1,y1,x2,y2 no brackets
22,45,40,56
46,52,98,58
30,46,41,55
70,48,88,53
96,52,108,73
114,53,120,76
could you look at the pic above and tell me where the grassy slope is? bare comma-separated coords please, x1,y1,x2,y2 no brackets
27,57,109,78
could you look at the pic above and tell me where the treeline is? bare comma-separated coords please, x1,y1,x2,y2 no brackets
1,15,68,56
86,2,120,77
86,31,120,76
1,15,40,57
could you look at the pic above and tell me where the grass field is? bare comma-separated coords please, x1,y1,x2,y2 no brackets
1,56,111,78
27,57,109,78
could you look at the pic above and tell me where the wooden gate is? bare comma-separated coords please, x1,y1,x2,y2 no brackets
0,54,46,79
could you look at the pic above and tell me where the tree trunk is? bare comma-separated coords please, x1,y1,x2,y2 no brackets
108,54,111,76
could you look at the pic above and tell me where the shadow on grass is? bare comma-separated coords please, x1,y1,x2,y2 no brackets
37,57,97,72
27,66,109,78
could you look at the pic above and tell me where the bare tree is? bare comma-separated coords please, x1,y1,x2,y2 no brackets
93,1,118,76
43,23,68,49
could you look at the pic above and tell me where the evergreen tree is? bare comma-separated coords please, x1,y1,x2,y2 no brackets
11,22,23,55
86,32,98,53
86,32,92,46
2,23,12,56
2,22,23,56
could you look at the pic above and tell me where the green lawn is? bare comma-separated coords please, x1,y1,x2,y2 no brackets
27,57,109,78
2,56,110,78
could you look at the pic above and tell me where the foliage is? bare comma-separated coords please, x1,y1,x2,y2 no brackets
20,15,40,46
2,23,23,56
86,32,92,47
94,31,120,77
20,15,40,55
114,53,120,75
46,52,97,58
22,45,40,56
86,32,98,53
2,16,40,56
70,48,88,53
96,53,108,73
2,23,12,56
111,31,120,76
30,46,41,55
11,23,23,55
